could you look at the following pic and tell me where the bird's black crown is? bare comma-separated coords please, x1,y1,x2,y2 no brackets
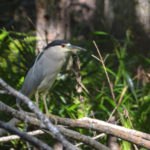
44,40,68,50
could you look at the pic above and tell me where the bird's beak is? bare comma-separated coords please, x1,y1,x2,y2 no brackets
67,44,87,52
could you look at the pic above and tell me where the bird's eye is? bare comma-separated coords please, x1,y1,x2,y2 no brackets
61,44,65,48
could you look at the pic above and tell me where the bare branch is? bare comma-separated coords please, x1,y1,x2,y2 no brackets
75,133,106,147
0,101,110,150
0,118,20,136
49,115,150,149
93,40,116,102
0,121,53,150
0,90,10,95
1,101,150,149
57,126,110,150
0,130,43,142
0,77,79,150
108,86,128,122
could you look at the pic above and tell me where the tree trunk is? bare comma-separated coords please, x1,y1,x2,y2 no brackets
35,0,71,53
136,0,150,37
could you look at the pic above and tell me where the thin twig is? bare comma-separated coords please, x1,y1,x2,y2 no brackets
108,86,128,122
0,121,52,150
0,130,43,142
93,40,116,102
91,54,101,62
124,109,139,150
76,133,106,147
72,54,86,116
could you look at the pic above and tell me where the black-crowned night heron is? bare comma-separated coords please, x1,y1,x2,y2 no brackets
16,40,86,114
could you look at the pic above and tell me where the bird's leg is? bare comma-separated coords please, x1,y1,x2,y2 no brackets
42,94,57,124
42,93,49,115
35,91,39,108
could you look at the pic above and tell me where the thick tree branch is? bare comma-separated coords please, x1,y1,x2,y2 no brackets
47,114,150,141
57,126,110,150
0,121,52,150
0,77,78,150
50,116,150,149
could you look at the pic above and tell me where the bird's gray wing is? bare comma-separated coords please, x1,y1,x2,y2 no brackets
16,51,45,109
20,52,44,97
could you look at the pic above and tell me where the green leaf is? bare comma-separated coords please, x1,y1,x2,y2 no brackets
0,29,9,41
105,67,117,77
92,31,109,35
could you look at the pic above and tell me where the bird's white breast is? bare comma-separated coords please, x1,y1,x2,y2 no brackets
36,49,67,93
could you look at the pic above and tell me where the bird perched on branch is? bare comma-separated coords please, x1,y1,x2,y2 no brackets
16,40,86,114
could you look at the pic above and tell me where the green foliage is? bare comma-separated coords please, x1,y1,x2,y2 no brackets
0,29,36,106
91,30,150,150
